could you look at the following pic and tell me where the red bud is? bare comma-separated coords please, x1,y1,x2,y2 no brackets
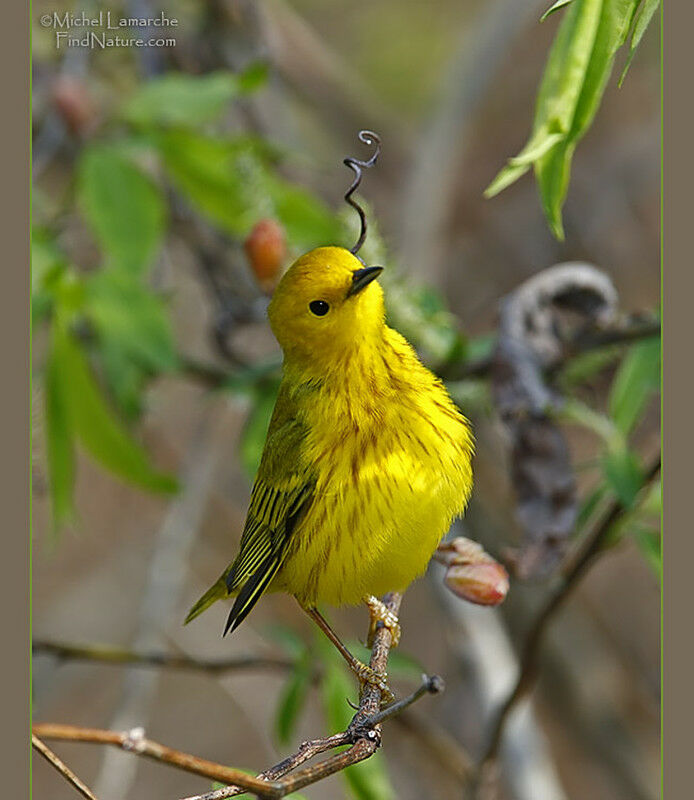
51,76,96,138
244,219,286,292
435,536,509,607
444,562,509,606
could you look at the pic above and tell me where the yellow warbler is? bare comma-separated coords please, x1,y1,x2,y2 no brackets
186,245,474,692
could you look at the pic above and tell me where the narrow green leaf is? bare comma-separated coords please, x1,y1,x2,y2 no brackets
78,145,166,275
639,477,661,516
275,652,312,745
608,338,661,435
486,0,640,238
603,445,643,509
557,345,621,389
541,0,576,22
85,270,178,374
632,525,661,579
577,482,608,529
239,382,280,479
32,232,68,324
44,332,76,530
52,325,178,494
123,71,241,129
157,131,267,237
620,0,659,85
484,162,530,199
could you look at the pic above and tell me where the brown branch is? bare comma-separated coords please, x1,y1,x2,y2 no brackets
473,454,661,782
32,724,284,798
32,735,101,800
33,639,294,675
36,593,444,800
444,315,660,382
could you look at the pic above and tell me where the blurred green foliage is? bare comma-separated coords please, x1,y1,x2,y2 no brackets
486,0,660,239
33,25,660,792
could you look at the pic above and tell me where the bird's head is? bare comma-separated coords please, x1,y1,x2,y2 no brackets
268,246,385,368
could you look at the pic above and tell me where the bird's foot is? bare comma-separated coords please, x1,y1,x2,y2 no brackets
364,595,401,648
351,660,395,705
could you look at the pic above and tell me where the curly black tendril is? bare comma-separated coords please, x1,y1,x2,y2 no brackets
343,130,381,256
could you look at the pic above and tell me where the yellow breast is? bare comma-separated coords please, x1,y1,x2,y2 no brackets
273,327,473,606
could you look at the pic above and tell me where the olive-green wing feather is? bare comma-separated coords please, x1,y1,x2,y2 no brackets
185,384,315,631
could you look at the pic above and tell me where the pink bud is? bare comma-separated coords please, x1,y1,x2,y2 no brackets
444,562,509,606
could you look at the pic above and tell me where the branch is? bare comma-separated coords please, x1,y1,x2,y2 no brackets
444,315,661,381
33,639,295,675
35,593,445,800
473,454,661,779
32,724,282,798
32,735,101,800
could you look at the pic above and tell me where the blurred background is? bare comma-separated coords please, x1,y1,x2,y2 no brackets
31,1,660,799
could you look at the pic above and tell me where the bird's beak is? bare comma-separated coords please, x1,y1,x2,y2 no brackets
346,266,383,297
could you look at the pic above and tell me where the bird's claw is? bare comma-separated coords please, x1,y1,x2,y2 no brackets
352,660,396,705
364,595,401,648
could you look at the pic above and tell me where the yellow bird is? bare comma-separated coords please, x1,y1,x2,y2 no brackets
186,133,473,697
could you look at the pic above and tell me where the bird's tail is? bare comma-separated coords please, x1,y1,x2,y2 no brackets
184,575,228,625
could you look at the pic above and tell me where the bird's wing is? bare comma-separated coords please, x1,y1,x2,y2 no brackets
185,382,315,632
222,472,314,634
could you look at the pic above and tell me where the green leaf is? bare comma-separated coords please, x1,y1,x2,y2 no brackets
639,477,661,516
83,271,178,417
486,0,639,239
44,331,77,530
265,178,342,250
123,71,241,129
51,324,178,495
541,0,576,21
237,61,270,93
275,651,312,745
156,129,340,250
557,345,621,389
385,283,465,367
32,232,68,324
78,145,166,275
603,445,643,508
85,271,178,373
619,0,659,85
632,525,661,579
264,624,308,660
577,482,608,529
608,337,660,435
239,383,280,479
157,131,268,237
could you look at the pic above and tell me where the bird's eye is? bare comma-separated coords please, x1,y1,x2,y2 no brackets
309,300,330,317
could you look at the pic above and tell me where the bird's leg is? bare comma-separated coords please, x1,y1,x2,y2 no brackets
364,594,401,648
301,604,395,704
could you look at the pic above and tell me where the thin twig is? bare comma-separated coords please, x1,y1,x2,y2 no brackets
474,454,662,778
36,593,441,800
361,674,445,728
32,724,283,798
32,735,100,800
444,316,661,382
33,640,294,675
